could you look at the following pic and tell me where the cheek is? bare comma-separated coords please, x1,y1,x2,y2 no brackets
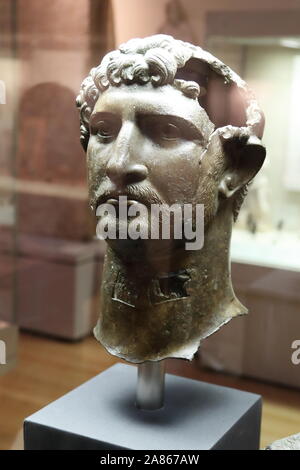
147,143,203,203
87,138,108,181
196,172,219,226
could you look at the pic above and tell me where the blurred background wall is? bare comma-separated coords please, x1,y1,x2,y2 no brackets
1,0,300,387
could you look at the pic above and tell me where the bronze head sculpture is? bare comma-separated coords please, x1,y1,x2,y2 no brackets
76,35,266,363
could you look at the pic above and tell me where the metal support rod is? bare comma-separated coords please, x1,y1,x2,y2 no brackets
136,361,165,410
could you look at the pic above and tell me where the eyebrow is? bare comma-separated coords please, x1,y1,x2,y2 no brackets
90,111,205,139
138,113,204,139
90,111,119,126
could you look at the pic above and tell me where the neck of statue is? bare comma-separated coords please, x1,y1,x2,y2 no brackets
95,205,246,363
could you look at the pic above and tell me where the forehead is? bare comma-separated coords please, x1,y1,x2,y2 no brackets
93,83,214,136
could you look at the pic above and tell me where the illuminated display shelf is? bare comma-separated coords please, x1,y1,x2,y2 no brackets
231,229,300,273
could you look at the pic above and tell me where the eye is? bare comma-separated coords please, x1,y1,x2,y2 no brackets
159,123,181,141
96,120,117,140
137,114,203,147
90,113,121,143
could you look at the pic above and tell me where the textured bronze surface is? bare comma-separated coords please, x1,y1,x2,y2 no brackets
77,35,266,363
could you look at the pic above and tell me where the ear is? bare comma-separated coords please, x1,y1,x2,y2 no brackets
218,131,266,198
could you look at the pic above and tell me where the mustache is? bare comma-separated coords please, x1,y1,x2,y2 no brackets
93,183,164,212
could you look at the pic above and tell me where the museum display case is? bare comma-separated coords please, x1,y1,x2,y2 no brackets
201,28,300,388
0,0,300,452
0,0,116,343
23,31,266,448
0,0,18,375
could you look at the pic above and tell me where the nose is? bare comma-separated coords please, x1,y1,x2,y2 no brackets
106,122,148,186
107,162,148,185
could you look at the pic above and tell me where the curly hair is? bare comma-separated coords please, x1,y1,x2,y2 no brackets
76,35,203,150
76,34,265,220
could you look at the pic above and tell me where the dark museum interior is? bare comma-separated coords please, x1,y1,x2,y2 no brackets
1,0,300,451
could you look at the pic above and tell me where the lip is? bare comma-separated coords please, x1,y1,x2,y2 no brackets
95,192,150,212
106,198,139,206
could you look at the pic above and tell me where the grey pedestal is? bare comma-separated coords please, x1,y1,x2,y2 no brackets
24,363,261,450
